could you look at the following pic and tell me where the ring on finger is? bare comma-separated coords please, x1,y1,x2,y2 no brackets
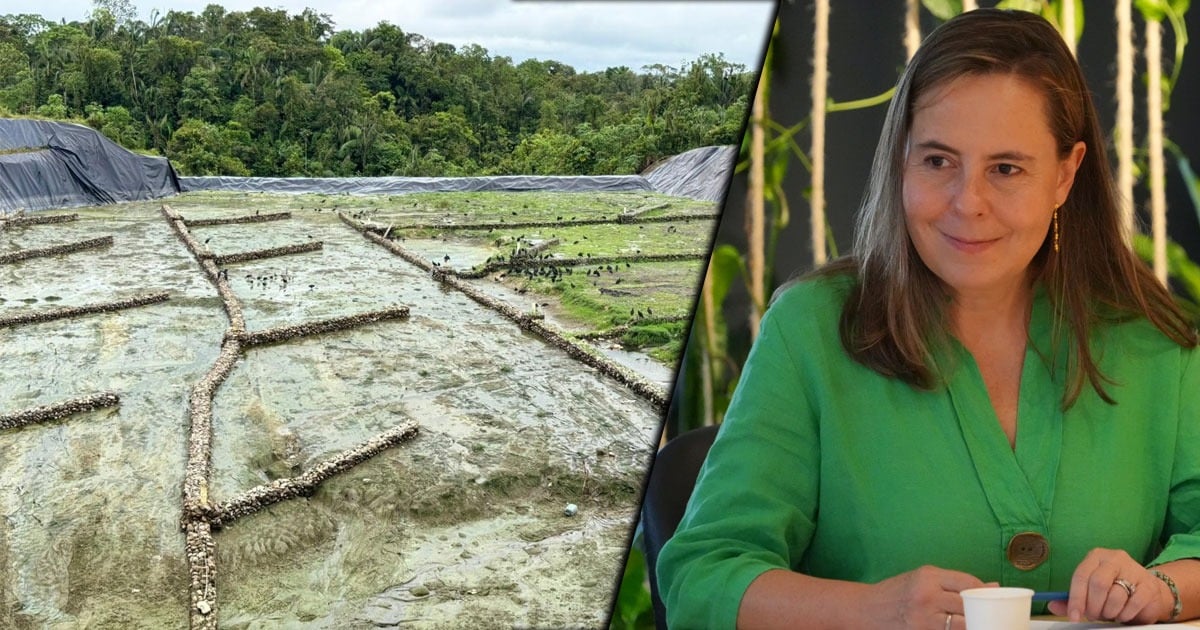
945,613,953,630
1114,578,1136,597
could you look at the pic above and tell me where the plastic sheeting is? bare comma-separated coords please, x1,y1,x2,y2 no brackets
643,145,737,203
0,118,180,213
181,146,736,202
180,174,652,195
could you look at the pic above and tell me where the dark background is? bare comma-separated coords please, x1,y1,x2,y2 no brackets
710,0,1200,391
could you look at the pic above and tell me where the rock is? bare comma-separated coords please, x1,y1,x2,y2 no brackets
563,503,578,517
409,584,430,597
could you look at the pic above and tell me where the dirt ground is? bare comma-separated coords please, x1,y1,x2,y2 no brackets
0,191,713,629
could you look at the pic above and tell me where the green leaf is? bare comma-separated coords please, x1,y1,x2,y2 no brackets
1071,0,1086,43
996,0,1045,13
1032,0,1084,44
922,0,963,20
1168,241,1200,304
1132,234,1200,307
609,547,655,630
764,143,790,189
1171,150,1200,224
707,244,746,311
1137,0,1171,21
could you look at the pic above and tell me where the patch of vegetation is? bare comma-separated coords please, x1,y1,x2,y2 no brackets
0,146,47,156
621,322,683,349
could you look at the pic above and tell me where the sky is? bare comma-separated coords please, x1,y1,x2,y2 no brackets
0,0,777,73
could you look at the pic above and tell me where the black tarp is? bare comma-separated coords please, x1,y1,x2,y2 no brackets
180,174,653,195
181,145,737,202
643,145,737,202
0,118,180,213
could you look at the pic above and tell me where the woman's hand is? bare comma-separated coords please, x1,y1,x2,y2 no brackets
863,565,994,629
1046,548,1173,624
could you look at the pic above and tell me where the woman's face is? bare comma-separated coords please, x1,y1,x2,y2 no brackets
902,72,1085,301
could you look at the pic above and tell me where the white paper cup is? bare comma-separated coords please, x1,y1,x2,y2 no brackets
960,587,1034,630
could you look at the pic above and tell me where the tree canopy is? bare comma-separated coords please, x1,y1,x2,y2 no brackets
0,2,755,177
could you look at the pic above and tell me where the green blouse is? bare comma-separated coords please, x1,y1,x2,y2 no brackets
657,275,1200,629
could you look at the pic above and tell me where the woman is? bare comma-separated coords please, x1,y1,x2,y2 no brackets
657,9,1200,629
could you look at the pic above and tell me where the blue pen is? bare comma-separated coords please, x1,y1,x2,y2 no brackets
1033,591,1069,602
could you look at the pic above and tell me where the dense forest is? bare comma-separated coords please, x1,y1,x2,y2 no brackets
0,1,756,177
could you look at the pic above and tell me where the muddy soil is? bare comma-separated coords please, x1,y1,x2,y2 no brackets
0,193,677,629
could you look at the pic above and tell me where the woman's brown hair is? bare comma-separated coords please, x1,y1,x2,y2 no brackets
828,8,1196,406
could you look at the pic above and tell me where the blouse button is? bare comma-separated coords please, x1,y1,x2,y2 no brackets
1007,532,1049,570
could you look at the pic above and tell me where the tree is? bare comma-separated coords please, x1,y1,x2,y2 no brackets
0,41,33,112
178,62,224,122
85,103,145,149
167,118,250,175
502,129,589,175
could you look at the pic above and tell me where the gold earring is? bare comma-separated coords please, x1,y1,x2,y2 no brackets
1053,203,1060,253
